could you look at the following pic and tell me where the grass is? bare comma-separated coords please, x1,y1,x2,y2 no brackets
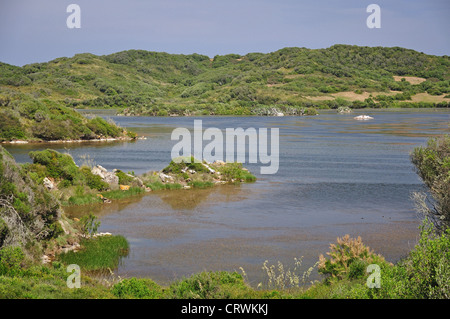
63,187,145,206
146,181,182,191
56,235,129,271
101,187,145,200
188,181,215,189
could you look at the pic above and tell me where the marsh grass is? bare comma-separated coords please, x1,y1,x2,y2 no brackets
146,181,182,191
57,235,129,271
257,257,319,290
188,181,215,189
102,187,145,200
64,187,145,206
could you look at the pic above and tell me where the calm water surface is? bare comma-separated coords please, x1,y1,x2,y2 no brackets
4,109,450,285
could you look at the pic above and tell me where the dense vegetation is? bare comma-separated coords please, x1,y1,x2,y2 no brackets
0,89,134,142
1,45,448,123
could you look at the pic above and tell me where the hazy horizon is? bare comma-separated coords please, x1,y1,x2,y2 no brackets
1,0,449,66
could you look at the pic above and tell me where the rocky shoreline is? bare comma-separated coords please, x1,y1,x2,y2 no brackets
2,136,146,144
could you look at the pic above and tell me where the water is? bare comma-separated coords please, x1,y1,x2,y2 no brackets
4,109,449,286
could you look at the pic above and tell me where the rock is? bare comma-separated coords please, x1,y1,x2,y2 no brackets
214,160,226,166
91,165,106,179
119,185,130,190
104,172,119,185
41,255,51,264
43,177,55,190
93,232,112,238
337,106,353,114
354,115,374,120
159,172,174,183
202,163,216,174
91,165,119,185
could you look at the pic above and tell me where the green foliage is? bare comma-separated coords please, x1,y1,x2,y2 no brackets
101,187,145,200
400,219,450,298
189,181,214,189
169,271,248,299
87,117,122,138
0,111,26,141
411,135,450,231
112,278,164,299
114,170,134,185
79,213,101,236
29,149,81,184
0,218,8,247
80,166,109,191
57,235,129,271
0,246,25,276
0,146,61,249
217,162,256,182
2,45,447,122
318,234,389,282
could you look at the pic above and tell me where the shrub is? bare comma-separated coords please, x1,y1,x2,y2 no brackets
218,163,256,182
411,135,450,231
111,278,163,299
0,111,26,141
401,219,450,298
79,213,101,236
169,271,246,299
318,234,388,282
87,117,122,137
29,149,81,184
114,170,135,185
80,166,109,191
0,218,8,247
0,246,25,276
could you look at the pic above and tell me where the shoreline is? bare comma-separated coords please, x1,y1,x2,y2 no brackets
77,106,450,117
1,136,145,145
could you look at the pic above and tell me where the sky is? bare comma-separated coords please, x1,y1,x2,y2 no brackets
0,0,449,66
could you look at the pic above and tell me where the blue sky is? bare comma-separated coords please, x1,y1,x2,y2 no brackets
0,0,449,66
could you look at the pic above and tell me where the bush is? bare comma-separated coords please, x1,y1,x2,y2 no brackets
411,135,450,231
217,163,256,182
112,278,163,299
0,246,25,276
29,149,81,184
87,117,122,138
114,170,135,185
80,166,109,191
318,234,388,282
0,111,26,141
401,219,450,298
169,271,246,299
79,213,101,236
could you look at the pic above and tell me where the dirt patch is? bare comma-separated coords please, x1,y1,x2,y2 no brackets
393,76,426,85
330,91,400,102
410,93,450,103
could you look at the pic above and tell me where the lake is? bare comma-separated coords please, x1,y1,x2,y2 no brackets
4,109,449,286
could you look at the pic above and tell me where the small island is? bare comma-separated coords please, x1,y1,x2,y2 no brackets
21,149,256,207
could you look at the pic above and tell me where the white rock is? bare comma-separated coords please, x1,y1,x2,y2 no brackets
159,172,174,183
354,115,374,120
43,177,55,190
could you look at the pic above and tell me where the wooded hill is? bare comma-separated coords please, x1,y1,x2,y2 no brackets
1,44,449,122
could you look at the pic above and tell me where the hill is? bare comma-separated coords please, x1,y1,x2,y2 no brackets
0,45,449,120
